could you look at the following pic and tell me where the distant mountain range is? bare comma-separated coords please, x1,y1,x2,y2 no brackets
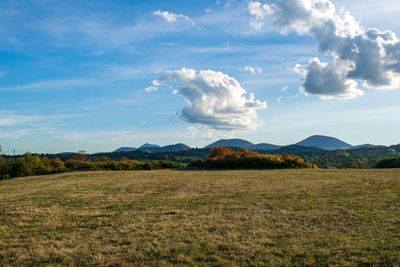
114,143,191,153
113,135,377,154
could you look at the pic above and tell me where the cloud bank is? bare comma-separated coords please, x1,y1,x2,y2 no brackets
249,0,400,99
149,68,266,131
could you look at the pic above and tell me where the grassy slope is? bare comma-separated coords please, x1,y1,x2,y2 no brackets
0,169,399,266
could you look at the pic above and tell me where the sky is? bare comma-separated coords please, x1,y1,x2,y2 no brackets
1,0,400,154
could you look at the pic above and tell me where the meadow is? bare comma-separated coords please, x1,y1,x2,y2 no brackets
0,169,399,265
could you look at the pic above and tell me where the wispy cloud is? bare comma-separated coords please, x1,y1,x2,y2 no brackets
0,128,40,139
0,78,95,92
243,66,262,74
153,10,194,25
0,110,79,127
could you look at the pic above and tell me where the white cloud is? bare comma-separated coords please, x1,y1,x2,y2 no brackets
243,66,263,74
151,80,162,86
153,10,194,25
149,68,267,131
248,1,273,19
280,86,288,92
248,1,273,30
145,79,163,92
145,86,158,92
248,0,400,99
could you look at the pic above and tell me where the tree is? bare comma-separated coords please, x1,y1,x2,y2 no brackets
208,146,234,160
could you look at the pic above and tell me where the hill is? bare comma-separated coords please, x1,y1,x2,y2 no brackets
204,139,281,150
114,144,191,154
142,143,191,153
138,143,160,149
205,139,254,149
114,147,136,153
296,135,353,150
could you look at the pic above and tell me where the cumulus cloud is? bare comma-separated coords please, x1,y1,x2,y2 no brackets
244,66,263,74
301,57,364,99
145,80,162,92
148,68,266,131
153,10,194,24
248,0,400,99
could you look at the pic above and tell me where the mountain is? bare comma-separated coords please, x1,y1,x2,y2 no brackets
114,147,136,153
114,143,190,154
204,139,254,149
143,143,191,153
248,143,281,151
296,135,353,150
139,143,160,149
158,143,191,152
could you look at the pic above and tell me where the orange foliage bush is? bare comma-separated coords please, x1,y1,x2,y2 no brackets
201,147,316,169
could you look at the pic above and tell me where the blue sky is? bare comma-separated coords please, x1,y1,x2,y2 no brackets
1,0,400,154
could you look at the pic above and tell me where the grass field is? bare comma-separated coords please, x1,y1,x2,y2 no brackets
0,169,399,266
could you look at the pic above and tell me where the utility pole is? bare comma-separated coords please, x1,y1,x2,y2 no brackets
0,145,2,155
13,149,16,156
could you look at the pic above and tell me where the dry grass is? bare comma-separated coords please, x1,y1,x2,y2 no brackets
0,169,399,266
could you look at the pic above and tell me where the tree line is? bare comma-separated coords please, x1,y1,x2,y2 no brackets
0,153,183,180
375,157,400,168
2,147,399,180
